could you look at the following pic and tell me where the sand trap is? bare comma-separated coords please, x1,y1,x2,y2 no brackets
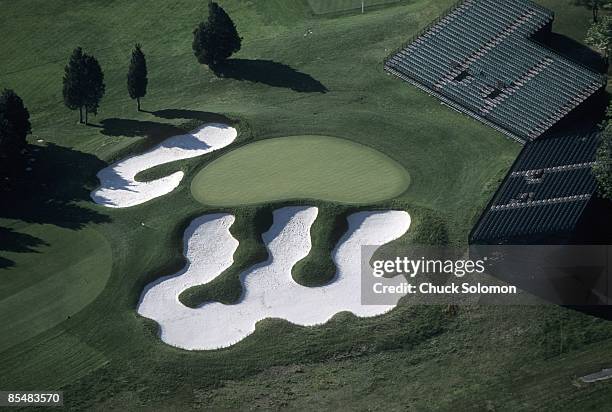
91,123,237,208
138,206,411,350
580,368,612,383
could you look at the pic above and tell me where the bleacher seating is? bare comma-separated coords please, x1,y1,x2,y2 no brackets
384,0,606,143
470,131,600,242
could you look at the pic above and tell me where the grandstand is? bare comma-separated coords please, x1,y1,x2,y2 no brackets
470,132,600,243
384,0,606,143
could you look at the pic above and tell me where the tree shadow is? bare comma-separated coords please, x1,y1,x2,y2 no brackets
0,227,48,253
152,109,235,125
98,117,232,160
1,143,111,269
0,227,49,269
99,118,185,140
0,143,111,230
213,59,328,93
0,257,14,269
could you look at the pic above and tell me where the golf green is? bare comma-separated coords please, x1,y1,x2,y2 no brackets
191,135,410,206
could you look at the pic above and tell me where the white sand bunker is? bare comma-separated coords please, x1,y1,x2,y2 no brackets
91,123,237,208
138,206,411,350
580,368,612,383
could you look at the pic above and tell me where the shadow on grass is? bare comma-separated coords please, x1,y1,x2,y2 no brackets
0,143,110,228
100,118,185,139
0,227,49,269
546,33,607,73
0,227,48,253
152,109,235,124
213,59,328,93
0,143,111,268
99,116,237,160
0,257,14,269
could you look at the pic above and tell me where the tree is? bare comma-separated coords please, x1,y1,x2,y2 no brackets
192,2,241,69
82,54,105,124
62,47,105,124
594,124,612,200
573,0,612,22
585,16,612,62
0,89,31,160
127,44,148,111
63,47,87,123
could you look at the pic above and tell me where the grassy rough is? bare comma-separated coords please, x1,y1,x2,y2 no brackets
409,209,449,246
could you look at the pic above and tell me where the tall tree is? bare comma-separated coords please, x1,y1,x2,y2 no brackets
594,125,612,200
82,54,105,124
0,89,31,160
63,47,87,123
192,2,241,69
62,47,105,124
127,44,148,111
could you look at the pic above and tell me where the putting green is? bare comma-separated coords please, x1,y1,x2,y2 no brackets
191,135,410,206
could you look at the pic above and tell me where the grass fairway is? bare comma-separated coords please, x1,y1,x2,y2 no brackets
191,135,410,206
2,0,612,409
0,223,111,353
307,0,402,14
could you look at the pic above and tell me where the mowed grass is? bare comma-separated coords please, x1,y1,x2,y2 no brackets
1,0,612,410
191,135,410,206
307,0,402,14
0,223,111,353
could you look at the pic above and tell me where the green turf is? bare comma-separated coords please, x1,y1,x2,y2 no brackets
307,0,401,14
0,222,112,353
190,135,411,206
2,0,612,410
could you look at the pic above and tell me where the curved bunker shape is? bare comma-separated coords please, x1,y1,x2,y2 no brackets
92,123,237,208
190,135,410,206
137,206,411,350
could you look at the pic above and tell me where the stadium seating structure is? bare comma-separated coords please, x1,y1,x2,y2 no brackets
384,0,606,143
470,132,599,242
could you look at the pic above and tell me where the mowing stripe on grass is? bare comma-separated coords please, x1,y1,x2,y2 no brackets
307,0,402,14
0,225,112,352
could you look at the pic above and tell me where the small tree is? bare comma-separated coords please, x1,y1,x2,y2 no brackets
82,54,105,124
62,47,105,124
0,89,31,160
127,44,148,111
585,16,612,61
192,2,241,69
594,125,612,200
63,47,87,123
